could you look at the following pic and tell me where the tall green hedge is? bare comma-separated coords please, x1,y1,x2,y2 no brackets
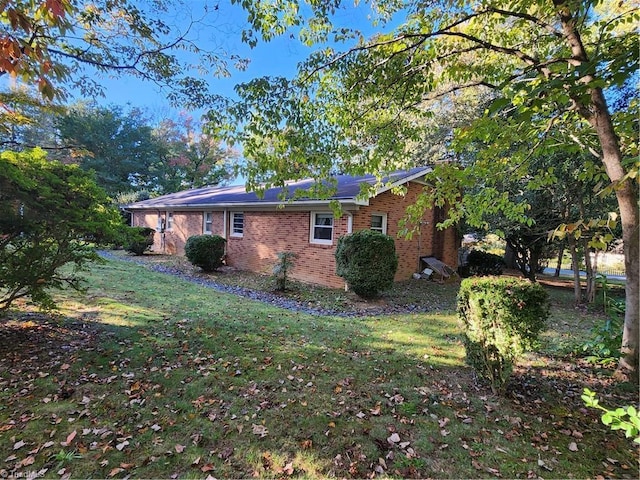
457,277,549,393
185,235,226,272
335,230,398,298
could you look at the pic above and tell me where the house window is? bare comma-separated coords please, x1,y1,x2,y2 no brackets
371,213,387,234
204,212,213,234
311,212,333,244
231,212,244,237
156,212,173,232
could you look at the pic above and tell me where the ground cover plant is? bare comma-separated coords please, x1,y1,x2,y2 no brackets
0,256,637,479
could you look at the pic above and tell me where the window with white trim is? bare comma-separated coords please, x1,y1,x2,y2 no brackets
204,212,213,234
311,212,333,244
231,212,244,237
371,213,387,234
156,212,173,232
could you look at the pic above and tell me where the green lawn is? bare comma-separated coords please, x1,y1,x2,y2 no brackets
0,258,637,479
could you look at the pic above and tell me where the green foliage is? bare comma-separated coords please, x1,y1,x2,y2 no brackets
3,1,244,106
580,316,623,366
124,227,155,256
457,277,549,393
579,276,625,365
216,1,639,375
0,148,122,311
185,235,226,272
152,116,236,193
272,251,297,292
465,249,505,277
335,230,398,298
56,104,165,196
582,388,640,444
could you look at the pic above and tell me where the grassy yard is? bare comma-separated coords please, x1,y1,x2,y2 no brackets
0,256,637,479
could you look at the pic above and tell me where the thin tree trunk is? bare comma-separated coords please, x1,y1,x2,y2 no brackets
583,242,597,304
554,244,564,277
568,236,582,305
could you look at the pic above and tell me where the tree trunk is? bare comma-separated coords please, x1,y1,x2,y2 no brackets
583,243,597,304
591,102,639,382
554,244,564,277
568,236,582,305
557,3,639,381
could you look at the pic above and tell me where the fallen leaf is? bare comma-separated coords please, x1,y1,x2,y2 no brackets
108,467,124,477
283,462,294,475
201,463,215,472
18,456,35,467
370,404,381,416
13,440,25,450
568,442,578,452
115,440,129,451
387,433,400,444
62,430,77,446
252,424,268,438
175,444,186,453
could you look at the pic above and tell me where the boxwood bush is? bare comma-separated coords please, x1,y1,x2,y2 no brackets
457,277,549,393
185,235,226,272
335,229,398,298
466,249,505,276
124,226,155,255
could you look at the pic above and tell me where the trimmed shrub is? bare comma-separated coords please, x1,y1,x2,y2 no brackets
466,249,505,276
335,230,398,298
272,251,297,291
185,235,226,272
457,277,549,393
124,226,155,255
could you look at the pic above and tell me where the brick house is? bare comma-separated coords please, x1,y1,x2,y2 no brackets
126,167,459,289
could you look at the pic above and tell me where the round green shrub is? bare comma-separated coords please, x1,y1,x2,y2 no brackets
335,229,398,298
125,226,155,255
185,235,226,272
457,276,549,393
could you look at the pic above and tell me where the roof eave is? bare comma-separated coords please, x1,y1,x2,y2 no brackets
373,167,431,196
126,198,365,211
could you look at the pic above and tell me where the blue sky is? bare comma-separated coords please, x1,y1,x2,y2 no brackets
85,1,306,111
85,0,378,116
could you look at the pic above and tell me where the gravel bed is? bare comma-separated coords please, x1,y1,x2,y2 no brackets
97,251,420,317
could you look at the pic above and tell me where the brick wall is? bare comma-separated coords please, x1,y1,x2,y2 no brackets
129,182,459,288
225,210,348,289
352,182,458,282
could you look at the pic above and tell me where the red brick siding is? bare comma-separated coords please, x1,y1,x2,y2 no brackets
350,182,458,282
225,211,348,289
130,183,458,288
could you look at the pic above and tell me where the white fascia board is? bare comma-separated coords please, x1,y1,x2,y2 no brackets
373,167,432,196
125,199,362,212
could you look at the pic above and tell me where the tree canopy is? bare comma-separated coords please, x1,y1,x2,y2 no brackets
1,0,246,105
211,0,638,378
0,148,123,311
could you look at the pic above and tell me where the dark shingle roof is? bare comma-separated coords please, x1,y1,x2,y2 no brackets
126,167,431,210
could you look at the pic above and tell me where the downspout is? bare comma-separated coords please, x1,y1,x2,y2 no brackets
223,209,228,264
344,211,353,291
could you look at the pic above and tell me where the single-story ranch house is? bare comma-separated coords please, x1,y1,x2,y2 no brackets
125,167,459,289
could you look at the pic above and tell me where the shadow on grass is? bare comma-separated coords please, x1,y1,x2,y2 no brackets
0,258,637,479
